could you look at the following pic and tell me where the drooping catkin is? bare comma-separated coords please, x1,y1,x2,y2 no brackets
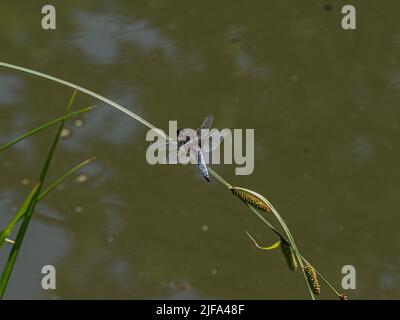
280,239,298,271
304,264,320,294
231,187,271,212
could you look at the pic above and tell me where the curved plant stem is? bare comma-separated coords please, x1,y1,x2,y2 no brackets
0,61,338,299
0,62,166,139
207,167,231,188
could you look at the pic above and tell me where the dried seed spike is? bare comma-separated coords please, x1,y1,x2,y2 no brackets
280,239,298,271
231,187,271,212
304,264,321,295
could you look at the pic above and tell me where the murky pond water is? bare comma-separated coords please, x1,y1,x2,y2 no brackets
0,1,399,299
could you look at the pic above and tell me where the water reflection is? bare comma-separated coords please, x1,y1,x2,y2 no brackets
0,112,34,155
351,137,374,163
73,12,177,65
63,92,142,151
0,74,22,105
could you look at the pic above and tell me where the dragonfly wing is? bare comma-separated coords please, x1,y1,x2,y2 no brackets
202,129,228,152
197,114,214,135
151,128,190,151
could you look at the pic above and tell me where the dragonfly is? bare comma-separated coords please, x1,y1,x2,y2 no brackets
150,115,225,182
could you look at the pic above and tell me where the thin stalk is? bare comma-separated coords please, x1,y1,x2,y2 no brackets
38,157,96,201
38,90,76,182
268,202,316,299
207,167,231,188
0,187,40,298
0,62,167,140
0,157,96,237
0,184,40,248
245,204,283,240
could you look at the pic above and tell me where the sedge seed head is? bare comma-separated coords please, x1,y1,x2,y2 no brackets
231,187,271,212
280,240,298,271
304,264,321,295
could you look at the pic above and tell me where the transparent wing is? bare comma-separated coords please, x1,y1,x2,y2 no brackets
160,139,195,164
197,114,214,135
149,127,193,152
148,136,180,164
201,129,229,152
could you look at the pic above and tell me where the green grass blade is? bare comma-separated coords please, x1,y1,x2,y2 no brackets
38,157,96,201
38,90,76,182
0,183,40,248
0,105,95,153
0,157,96,243
0,186,41,297
0,91,76,299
